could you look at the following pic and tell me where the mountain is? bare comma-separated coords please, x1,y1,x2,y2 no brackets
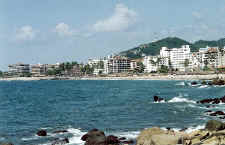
119,37,225,59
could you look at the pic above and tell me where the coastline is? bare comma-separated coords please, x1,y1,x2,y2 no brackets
0,74,224,81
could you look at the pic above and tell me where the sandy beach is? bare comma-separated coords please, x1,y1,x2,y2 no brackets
1,74,225,81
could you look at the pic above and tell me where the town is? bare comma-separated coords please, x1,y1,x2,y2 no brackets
1,44,225,79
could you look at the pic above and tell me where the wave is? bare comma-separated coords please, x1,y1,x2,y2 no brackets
168,97,196,104
161,124,205,134
176,82,186,86
198,85,208,89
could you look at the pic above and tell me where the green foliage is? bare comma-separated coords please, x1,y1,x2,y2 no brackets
0,71,3,77
158,65,169,73
137,62,145,73
81,64,94,75
119,37,225,59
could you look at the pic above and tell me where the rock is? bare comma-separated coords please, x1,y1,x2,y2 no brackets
118,137,126,140
153,96,165,103
197,96,225,104
53,130,68,134
205,120,225,131
37,130,47,136
52,138,69,145
191,81,198,85
122,140,134,144
212,78,225,86
106,135,120,144
81,129,106,145
201,81,207,85
209,111,225,116
136,127,183,145
0,143,14,145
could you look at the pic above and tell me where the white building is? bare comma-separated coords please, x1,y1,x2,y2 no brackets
104,55,131,74
143,56,159,73
8,63,30,76
160,45,191,71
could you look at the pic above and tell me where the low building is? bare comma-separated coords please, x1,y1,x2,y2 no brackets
31,64,47,76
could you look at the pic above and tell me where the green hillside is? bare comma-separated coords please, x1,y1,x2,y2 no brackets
119,37,225,59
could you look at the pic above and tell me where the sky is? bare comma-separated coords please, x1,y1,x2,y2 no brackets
1,0,225,70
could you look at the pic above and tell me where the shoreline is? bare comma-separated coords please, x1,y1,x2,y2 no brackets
0,74,224,81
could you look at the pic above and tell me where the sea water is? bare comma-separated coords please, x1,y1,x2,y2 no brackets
0,80,225,145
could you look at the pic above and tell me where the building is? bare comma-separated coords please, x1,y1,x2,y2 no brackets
31,64,47,76
160,45,191,71
143,56,159,73
105,55,131,74
88,58,105,75
8,63,30,76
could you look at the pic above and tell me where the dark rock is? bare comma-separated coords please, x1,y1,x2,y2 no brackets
106,135,120,144
209,111,225,116
201,81,207,85
118,137,126,140
122,140,134,144
197,96,225,104
0,143,14,145
153,96,165,103
205,120,225,131
200,132,210,141
219,116,225,119
53,130,68,134
81,129,106,145
205,110,212,113
212,78,225,86
191,81,198,85
37,130,47,136
52,138,69,145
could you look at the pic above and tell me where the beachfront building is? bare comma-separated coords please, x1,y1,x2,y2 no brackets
143,56,159,73
8,63,30,76
104,55,131,74
160,45,191,71
31,64,47,76
88,58,105,75
216,47,225,69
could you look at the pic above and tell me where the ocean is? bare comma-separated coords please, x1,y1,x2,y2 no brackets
0,80,225,145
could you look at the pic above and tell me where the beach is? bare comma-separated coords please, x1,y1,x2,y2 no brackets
1,74,225,81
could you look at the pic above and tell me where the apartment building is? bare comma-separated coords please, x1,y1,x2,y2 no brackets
160,45,191,71
31,64,47,76
8,63,30,76
105,55,131,74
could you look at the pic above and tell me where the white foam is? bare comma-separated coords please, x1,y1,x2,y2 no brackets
198,85,208,88
112,131,140,139
168,97,196,104
21,135,40,141
67,128,86,145
161,125,205,134
176,82,185,86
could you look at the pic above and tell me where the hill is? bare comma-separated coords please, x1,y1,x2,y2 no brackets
119,37,225,59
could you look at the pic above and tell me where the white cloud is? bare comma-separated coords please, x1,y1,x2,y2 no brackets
93,3,137,32
55,22,75,37
16,25,36,41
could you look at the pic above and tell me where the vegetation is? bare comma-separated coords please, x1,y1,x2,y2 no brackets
80,64,94,75
136,62,145,73
158,65,169,73
119,37,225,59
0,71,3,77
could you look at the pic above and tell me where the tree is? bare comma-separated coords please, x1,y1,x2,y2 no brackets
203,59,209,71
0,71,3,77
137,62,145,73
159,65,169,73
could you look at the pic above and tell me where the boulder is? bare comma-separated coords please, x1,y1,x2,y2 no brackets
212,78,225,86
81,129,106,145
205,120,225,131
209,111,225,116
136,127,183,145
0,143,14,145
37,130,47,136
153,96,165,103
106,135,120,144
191,81,198,85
